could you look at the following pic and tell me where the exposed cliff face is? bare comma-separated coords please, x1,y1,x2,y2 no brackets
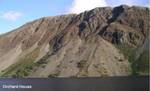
0,5,149,78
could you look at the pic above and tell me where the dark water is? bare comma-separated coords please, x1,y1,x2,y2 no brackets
0,76,149,91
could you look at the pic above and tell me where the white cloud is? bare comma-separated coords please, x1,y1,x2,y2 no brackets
119,0,145,6
0,31,4,35
1,11,22,21
107,0,150,7
69,0,107,14
68,0,149,14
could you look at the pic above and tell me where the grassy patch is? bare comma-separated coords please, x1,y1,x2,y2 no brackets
115,44,134,59
115,44,137,75
0,44,55,78
133,51,149,75
1,48,40,77
116,44,149,75
0,41,59,77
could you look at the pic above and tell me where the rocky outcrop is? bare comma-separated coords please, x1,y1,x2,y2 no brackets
0,5,149,78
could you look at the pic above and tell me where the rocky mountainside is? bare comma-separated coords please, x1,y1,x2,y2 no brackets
0,5,149,78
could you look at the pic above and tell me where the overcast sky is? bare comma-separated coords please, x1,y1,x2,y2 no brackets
0,0,149,34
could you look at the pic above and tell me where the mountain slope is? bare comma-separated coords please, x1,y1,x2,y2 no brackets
0,5,149,77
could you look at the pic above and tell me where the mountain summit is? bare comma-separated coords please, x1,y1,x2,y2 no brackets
0,5,149,77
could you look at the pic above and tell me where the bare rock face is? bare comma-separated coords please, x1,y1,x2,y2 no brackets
0,5,149,78
99,5,149,46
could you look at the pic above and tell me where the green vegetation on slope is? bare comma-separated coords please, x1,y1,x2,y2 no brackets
116,44,134,59
1,48,40,77
0,45,54,78
116,44,139,75
116,44,149,75
134,51,149,75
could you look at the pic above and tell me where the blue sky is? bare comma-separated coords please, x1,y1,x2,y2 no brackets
0,0,149,34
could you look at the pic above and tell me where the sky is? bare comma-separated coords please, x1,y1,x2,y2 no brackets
0,0,149,34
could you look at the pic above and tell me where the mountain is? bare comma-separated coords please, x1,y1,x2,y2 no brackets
0,5,149,78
